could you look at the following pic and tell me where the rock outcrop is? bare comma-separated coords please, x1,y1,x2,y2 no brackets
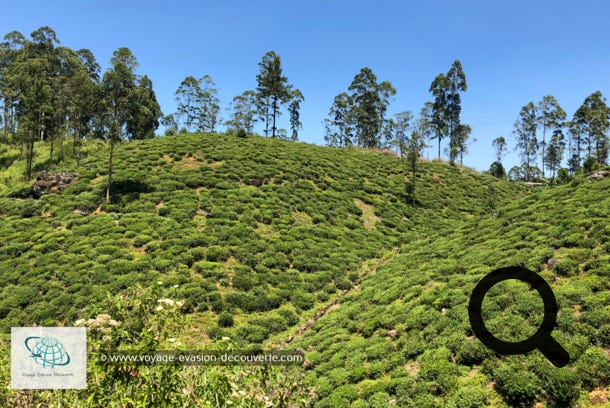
31,170,77,198
588,170,610,180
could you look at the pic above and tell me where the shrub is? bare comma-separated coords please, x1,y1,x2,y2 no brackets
410,393,439,408
292,291,315,311
554,259,579,277
218,311,234,328
494,363,542,407
277,306,299,326
236,324,269,343
456,339,492,366
445,385,490,408
543,368,580,408
576,346,610,388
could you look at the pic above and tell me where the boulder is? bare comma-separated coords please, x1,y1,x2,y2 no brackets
248,178,263,187
588,170,610,180
31,170,77,198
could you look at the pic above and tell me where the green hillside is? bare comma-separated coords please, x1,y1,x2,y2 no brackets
0,133,523,337
291,173,610,407
2,133,607,406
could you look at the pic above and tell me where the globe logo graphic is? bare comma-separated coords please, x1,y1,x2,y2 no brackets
25,336,71,368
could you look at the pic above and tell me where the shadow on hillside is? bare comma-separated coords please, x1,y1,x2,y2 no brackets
110,179,150,202
0,153,20,169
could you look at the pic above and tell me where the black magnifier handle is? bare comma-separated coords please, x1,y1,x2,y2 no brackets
538,336,570,368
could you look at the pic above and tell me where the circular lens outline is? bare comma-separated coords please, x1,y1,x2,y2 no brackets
468,266,570,367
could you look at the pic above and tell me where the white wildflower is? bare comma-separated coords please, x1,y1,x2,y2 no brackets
157,298,176,306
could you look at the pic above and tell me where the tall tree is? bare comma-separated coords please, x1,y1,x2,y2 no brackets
513,102,538,181
573,91,610,165
256,51,292,138
324,92,354,147
446,60,467,164
197,75,220,132
454,123,472,165
405,110,428,206
101,47,138,203
536,95,566,178
59,47,100,164
489,136,508,179
492,136,508,163
127,75,162,139
161,114,178,136
386,111,413,156
225,90,258,135
288,89,304,141
429,73,448,160
175,76,200,132
545,128,565,180
0,30,26,143
566,119,584,174
348,67,395,148
8,27,59,178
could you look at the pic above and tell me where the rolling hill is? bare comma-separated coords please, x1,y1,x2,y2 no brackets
1,133,607,406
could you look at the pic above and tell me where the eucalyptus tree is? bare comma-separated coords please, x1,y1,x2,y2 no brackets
57,46,100,163
7,27,59,178
489,136,508,178
536,95,566,177
429,73,448,160
288,89,304,140
0,30,27,142
197,75,220,132
101,47,138,203
567,118,584,173
405,109,429,206
513,102,538,181
348,67,395,148
226,90,258,135
492,136,508,163
387,110,413,156
256,51,293,138
429,60,468,163
446,60,467,164
127,75,162,139
324,92,354,147
545,129,565,180
573,91,610,165
454,123,472,165
175,76,200,132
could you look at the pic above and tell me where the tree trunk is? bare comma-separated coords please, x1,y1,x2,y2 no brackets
437,137,441,160
411,159,416,207
106,139,114,204
49,134,53,167
27,130,35,180
541,125,546,178
271,97,277,138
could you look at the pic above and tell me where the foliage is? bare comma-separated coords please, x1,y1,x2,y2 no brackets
0,284,310,407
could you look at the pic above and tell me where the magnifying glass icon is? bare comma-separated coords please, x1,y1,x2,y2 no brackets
468,266,570,368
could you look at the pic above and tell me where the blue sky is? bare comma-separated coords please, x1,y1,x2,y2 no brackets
3,0,610,171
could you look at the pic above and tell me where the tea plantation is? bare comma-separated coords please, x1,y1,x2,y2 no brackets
1,133,607,406
290,172,610,407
